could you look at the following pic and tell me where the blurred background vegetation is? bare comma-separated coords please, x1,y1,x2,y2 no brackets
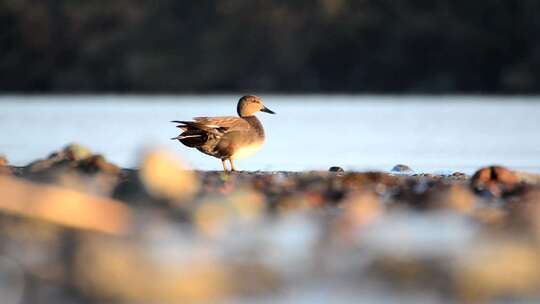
1,0,539,94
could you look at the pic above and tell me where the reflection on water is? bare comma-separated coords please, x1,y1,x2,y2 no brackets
1,95,540,173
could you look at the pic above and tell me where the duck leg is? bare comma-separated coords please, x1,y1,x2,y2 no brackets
221,159,228,172
228,159,236,172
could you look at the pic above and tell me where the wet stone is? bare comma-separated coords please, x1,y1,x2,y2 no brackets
329,166,345,173
391,164,413,173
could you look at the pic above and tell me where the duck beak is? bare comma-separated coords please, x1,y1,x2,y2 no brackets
261,106,275,114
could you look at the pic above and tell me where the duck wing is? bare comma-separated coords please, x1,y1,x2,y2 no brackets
172,116,250,136
193,116,251,132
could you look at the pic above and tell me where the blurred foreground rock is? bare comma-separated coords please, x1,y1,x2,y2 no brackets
27,144,119,174
22,144,121,197
139,149,199,204
0,175,131,235
2,148,540,303
0,155,10,175
471,165,523,198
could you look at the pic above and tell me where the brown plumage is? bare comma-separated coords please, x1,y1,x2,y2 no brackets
171,95,275,172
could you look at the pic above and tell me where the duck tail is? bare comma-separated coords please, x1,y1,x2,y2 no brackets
172,130,208,147
171,134,202,140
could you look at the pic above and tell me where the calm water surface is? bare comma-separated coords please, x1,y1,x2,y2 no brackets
1,95,539,173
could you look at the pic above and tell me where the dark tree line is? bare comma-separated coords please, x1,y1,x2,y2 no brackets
1,0,540,93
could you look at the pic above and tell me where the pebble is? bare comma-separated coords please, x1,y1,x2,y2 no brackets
471,166,522,198
391,164,413,173
329,166,345,173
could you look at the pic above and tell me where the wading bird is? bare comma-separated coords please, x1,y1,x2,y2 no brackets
172,95,275,172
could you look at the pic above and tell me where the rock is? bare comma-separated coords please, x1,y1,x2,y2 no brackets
431,184,476,214
471,166,522,198
139,149,199,204
78,155,120,175
55,171,120,197
226,188,266,221
0,156,7,166
343,172,397,189
28,144,92,173
514,171,540,185
451,172,467,180
28,155,65,173
27,146,121,184
64,143,93,161
0,175,131,235
391,164,413,174
393,180,475,212
334,191,382,239
329,166,344,173
0,155,10,175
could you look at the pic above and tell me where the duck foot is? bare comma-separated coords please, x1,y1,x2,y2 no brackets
229,159,236,172
221,159,229,172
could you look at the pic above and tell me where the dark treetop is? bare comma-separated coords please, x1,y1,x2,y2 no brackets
1,0,539,94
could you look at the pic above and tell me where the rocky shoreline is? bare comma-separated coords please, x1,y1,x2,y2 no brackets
1,144,540,303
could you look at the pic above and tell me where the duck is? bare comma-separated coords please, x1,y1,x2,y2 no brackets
171,95,275,172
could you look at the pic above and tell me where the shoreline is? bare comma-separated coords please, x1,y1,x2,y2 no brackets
1,145,540,302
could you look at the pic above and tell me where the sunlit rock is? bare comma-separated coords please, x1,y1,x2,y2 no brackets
27,144,120,181
227,188,266,221
332,191,383,246
471,166,522,198
139,149,199,204
0,175,131,235
515,171,540,185
28,144,90,173
339,191,382,227
0,155,10,175
64,143,93,161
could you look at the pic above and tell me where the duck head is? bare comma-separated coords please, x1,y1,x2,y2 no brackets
237,95,275,117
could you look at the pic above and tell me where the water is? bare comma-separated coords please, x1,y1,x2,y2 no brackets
1,95,539,173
